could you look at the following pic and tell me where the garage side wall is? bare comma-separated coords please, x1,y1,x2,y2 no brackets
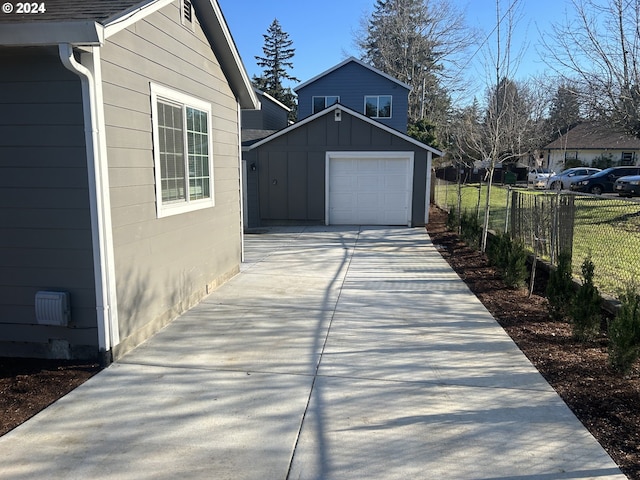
253,111,428,226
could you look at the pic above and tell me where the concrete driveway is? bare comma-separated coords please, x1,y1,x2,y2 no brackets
0,226,624,479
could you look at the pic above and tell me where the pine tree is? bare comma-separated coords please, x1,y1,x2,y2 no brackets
254,19,298,119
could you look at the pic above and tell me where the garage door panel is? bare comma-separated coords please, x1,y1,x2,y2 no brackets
328,155,412,225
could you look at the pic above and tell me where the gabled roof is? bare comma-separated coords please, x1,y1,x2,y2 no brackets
0,0,258,109
544,122,640,150
249,103,442,156
254,89,291,112
294,57,412,92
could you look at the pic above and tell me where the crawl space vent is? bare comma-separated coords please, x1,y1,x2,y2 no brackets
35,291,70,326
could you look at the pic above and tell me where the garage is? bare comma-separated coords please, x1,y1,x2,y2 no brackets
245,105,441,228
326,152,414,225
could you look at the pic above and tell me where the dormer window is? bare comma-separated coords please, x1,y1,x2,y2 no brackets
365,95,392,118
313,96,339,114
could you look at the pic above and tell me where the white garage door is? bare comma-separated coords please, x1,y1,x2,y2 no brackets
327,153,413,225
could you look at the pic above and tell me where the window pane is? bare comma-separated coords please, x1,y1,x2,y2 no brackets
157,101,186,202
186,107,210,201
313,97,325,114
327,96,339,106
365,97,377,117
378,96,392,118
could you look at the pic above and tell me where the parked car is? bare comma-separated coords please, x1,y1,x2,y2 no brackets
546,167,601,190
614,175,640,197
571,166,640,194
528,168,554,189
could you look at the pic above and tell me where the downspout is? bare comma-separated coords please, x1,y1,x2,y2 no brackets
237,101,245,262
59,43,119,365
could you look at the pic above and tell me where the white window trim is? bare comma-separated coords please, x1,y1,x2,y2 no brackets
364,95,393,119
150,83,215,218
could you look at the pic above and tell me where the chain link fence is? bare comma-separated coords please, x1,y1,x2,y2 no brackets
433,178,640,300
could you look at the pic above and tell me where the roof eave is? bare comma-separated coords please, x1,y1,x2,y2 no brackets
193,0,258,110
0,21,104,46
249,104,442,156
294,56,412,92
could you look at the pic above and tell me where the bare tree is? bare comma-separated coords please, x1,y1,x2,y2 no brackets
454,0,533,251
544,0,640,137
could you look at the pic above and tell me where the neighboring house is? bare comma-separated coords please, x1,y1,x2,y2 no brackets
544,122,640,172
241,89,290,228
244,103,441,227
294,57,411,133
0,0,258,362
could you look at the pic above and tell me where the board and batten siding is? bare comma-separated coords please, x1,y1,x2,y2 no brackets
0,46,98,358
100,1,242,356
296,61,409,133
254,110,428,226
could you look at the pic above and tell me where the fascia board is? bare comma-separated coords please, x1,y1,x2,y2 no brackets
103,0,174,38
0,21,104,46
249,104,442,157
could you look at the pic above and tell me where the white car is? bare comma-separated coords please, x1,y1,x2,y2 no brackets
546,167,602,190
527,168,554,189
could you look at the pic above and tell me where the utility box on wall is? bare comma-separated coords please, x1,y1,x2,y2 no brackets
35,291,70,326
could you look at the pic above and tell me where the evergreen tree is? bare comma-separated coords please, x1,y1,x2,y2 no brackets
254,19,298,120
548,83,582,140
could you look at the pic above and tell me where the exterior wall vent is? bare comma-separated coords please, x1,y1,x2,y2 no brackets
183,0,193,23
35,291,70,326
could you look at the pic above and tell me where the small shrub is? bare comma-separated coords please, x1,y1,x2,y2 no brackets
503,239,528,289
487,232,527,289
459,211,481,248
546,251,574,321
446,206,457,231
608,285,640,374
486,232,509,270
570,256,601,341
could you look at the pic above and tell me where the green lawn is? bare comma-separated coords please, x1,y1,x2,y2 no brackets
433,181,640,299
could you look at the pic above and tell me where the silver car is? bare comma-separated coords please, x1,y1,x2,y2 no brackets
614,175,640,197
546,167,601,190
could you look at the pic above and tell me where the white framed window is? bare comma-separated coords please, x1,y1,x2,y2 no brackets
151,83,214,218
312,96,339,114
365,95,392,118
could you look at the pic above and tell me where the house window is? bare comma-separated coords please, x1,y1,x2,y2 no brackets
151,84,214,218
365,95,392,118
312,96,339,114
621,151,635,165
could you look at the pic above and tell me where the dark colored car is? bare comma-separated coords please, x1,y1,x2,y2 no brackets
614,175,640,197
570,166,640,194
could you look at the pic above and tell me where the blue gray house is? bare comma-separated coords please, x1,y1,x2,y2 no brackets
295,57,411,133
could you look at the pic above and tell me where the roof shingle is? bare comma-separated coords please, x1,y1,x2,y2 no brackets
0,0,145,23
545,122,640,150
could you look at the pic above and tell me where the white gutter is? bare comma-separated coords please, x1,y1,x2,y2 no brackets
237,101,245,262
58,44,119,362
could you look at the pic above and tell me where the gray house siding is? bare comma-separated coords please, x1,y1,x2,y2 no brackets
252,110,428,226
100,1,243,356
296,61,409,132
0,47,98,358
242,93,288,131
